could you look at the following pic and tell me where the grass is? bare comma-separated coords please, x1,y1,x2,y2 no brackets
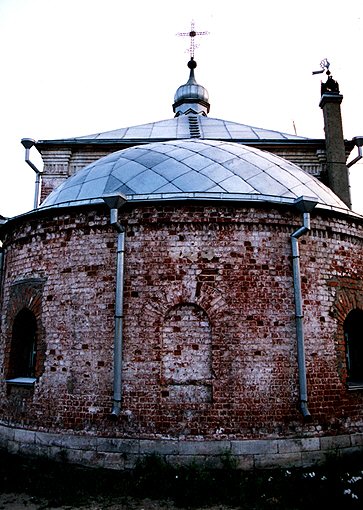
0,449,363,508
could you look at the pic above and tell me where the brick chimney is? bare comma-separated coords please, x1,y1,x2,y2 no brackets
319,76,351,208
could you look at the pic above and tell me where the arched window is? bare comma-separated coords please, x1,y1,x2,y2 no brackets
9,308,37,379
344,308,363,386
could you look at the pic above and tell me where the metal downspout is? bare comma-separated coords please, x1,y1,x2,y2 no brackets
33,172,42,209
291,197,317,421
110,208,125,418
103,194,127,418
0,248,4,301
21,138,42,209
347,136,363,168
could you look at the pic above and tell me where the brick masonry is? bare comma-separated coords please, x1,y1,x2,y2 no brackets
0,203,363,468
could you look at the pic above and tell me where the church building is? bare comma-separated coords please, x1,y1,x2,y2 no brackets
0,47,363,469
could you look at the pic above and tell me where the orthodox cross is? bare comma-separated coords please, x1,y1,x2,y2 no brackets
177,21,209,58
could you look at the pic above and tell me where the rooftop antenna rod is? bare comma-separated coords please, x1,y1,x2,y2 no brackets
292,120,297,136
177,20,209,58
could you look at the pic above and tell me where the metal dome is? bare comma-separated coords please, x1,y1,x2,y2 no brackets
174,69,209,103
173,58,210,116
39,139,350,213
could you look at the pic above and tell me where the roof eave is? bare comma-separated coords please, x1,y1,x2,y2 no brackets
35,138,338,150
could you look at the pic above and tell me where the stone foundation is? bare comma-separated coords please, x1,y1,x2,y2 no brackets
1,424,362,471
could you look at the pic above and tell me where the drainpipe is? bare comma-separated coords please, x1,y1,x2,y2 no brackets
21,138,42,209
347,136,363,168
0,247,4,300
102,193,127,418
0,216,5,301
291,197,317,421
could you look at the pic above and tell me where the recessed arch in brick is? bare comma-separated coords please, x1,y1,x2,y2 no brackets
160,302,212,403
144,281,227,323
4,278,46,380
333,285,363,383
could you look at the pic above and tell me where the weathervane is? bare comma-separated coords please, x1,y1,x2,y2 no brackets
177,20,209,59
312,58,330,75
312,58,340,95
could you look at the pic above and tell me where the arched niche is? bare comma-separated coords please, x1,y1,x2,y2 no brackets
161,303,212,403
8,308,37,379
344,308,363,387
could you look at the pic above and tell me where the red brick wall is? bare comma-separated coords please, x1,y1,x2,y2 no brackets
0,205,362,438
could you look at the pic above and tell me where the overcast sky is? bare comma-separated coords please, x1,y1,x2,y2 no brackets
0,0,362,217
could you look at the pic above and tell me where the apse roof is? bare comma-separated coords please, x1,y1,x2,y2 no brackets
40,139,349,212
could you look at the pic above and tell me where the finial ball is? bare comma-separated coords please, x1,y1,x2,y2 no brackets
188,58,197,70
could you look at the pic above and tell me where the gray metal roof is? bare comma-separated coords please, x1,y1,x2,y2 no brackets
40,139,349,212
63,115,309,143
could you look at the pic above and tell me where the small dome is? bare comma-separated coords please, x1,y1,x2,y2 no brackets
173,59,210,116
40,139,349,212
174,80,209,104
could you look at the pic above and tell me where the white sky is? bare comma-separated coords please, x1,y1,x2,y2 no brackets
0,0,362,217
